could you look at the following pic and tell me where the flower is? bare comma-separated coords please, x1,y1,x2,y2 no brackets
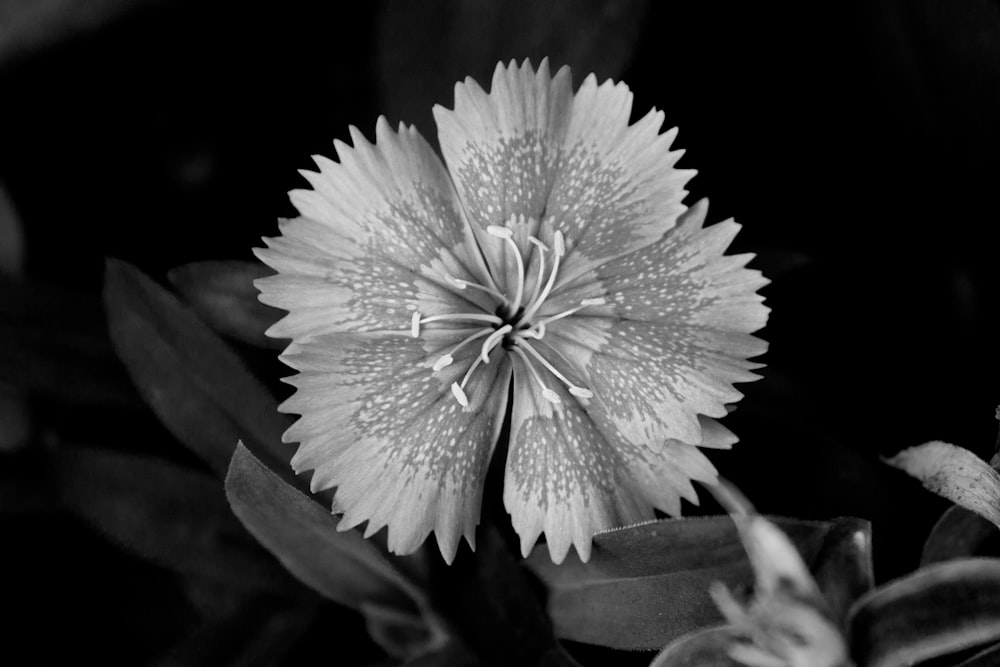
255,59,768,564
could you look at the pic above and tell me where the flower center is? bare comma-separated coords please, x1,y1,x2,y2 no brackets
409,225,604,407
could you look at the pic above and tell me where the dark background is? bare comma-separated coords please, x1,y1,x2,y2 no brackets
2,0,999,664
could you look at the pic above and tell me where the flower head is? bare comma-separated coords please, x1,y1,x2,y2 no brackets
255,59,768,564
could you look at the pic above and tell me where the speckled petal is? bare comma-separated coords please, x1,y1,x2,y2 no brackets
504,340,721,561
434,59,693,289
281,330,511,563
256,117,490,339
541,199,768,446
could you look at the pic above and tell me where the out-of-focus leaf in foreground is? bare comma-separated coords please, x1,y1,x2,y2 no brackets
376,0,650,140
848,558,1000,667
885,441,1000,528
525,513,871,651
225,443,446,659
103,259,290,477
55,446,298,595
168,261,283,350
650,626,742,667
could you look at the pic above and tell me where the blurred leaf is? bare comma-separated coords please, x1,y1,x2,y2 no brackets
168,261,284,350
376,0,650,139
435,523,580,666
402,642,480,667
362,602,439,660
525,515,862,650
0,277,137,406
956,641,1000,666
885,441,1000,528
103,259,290,477
0,181,23,275
848,558,1000,667
649,626,741,667
810,517,875,624
225,443,438,645
0,0,167,65
923,505,999,565
154,584,317,667
55,446,299,595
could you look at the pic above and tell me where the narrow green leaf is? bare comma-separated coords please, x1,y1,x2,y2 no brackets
885,441,1000,528
810,517,874,624
923,505,999,565
103,259,290,477
55,447,298,595
525,516,847,650
224,443,427,615
649,626,742,667
849,558,1000,667
168,261,283,350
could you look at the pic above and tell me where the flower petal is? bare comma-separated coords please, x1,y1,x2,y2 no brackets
281,331,511,563
503,351,718,563
542,199,768,445
434,59,694,287
256,118,491,339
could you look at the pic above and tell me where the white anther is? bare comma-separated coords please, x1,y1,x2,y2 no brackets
528,236,549,252
450,382,469,407
433,355,454,372
569,387,593,398
542,388,561,404
486,225,514,240
553,231,565,257
580,297,606,307
445,275,467,289
410,311,421,337
522,322,546,340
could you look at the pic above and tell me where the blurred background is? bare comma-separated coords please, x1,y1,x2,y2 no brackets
2,0,999,663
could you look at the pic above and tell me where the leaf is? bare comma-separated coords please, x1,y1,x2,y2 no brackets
0,181,24,276
956,641,1000,666
885,441,1000,528
525,516,855,650
848,558,1000,667
168,261,283,350
434,523,580,666
54,446,299,595
376,0,650,140
809,517,875,624
103,259,290,477
923,505,1000,565
224,443,432,620
649,626,742,667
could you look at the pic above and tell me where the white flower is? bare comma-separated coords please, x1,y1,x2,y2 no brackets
255,59,769,564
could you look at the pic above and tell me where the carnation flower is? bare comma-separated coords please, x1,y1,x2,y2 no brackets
255,59,768,564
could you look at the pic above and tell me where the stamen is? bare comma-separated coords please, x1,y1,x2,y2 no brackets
511,346,561,405
486,225,514,240
522,321,546,340
519,235,563,323
526,236,548,307
445,274,508,303
432,328,494,372
479,324,512,365
420,312,503,326
553,230,565,257
410,311,421,338
517,339,593,400
450,382,469,407
537,297,607,327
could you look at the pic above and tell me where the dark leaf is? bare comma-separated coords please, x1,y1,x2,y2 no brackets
848,558,1000,667
55,446,299,595
0,181,23,275
649,626,742,667
435,523,581,666
0,276,137,406
103,259,290,477
956,641,1000,666
225,443,433,624
525,516,860,650
923,505,1000,565
168,261,284,350
810,517,875,625
376,0,650,140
